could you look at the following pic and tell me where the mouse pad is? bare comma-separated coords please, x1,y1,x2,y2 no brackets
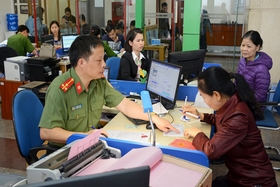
169,138,196,150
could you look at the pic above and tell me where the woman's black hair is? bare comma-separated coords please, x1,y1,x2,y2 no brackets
89,25,101,37
241,30,263,50
198,66,264,120
69,35,104,68
49,20,61,41
124,28,143,52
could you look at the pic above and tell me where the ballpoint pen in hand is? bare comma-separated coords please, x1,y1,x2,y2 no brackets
179,109,200,119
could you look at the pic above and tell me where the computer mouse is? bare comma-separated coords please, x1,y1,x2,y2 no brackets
146,123,158,130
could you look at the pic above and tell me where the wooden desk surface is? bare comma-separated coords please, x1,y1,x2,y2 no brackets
103,101,213,146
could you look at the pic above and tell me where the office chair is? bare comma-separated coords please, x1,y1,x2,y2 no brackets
0,46,18,74
202,62,222,71
12,90,58,165
106,57,120,79
256,80,280,170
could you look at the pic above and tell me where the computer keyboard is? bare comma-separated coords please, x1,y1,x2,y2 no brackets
125,115,149,125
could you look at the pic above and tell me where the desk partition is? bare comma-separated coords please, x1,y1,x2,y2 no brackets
109,80,198,101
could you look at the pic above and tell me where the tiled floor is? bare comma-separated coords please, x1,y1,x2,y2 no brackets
0,55,279,185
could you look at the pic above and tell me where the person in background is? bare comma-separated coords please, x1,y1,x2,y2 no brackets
102,24,125,53
39,35,179,147
183,66,277,187
169,27,182,52
25,6,47,37
79,14,90,35
238,30,273,103
116,23,124,36
89,25,117,59
61,7,76,25
158,2,169,38
117,28,150,82
200,9,212,50
107,19,113,26
7,25,36,56
49,20,61,49
129,20,135,30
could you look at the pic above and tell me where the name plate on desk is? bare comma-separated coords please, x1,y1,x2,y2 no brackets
151,39,161,45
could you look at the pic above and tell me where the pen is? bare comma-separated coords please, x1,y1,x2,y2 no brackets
179,109,200,119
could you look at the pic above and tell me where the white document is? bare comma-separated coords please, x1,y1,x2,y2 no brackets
163,124,184,137
106,130,150,143
152,102,168,115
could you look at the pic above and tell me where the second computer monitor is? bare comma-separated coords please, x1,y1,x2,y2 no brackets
168,49,206,84
146,59,182,110
41,34,54,45
61,34,78,53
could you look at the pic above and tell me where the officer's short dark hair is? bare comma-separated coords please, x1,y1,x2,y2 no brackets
69,35,104,67
16,25,29,34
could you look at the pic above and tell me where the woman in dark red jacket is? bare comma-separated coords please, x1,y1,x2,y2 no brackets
183,66,277,187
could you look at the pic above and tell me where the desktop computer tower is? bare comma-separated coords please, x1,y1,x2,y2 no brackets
27,57,60,82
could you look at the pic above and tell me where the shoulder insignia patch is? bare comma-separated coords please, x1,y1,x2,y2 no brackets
60,77,74,92
76,82,83,94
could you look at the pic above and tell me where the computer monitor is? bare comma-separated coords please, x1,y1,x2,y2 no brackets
146,59,182,110
61,34,78,53
41,34,54,45
103,66,110,81
22,166,150,187
168,49,206,84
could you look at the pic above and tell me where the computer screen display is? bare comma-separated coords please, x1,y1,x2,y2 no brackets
168,49,206,84
61,34,78,52
103,66,110,80
146,59,182,110
41,34,54,45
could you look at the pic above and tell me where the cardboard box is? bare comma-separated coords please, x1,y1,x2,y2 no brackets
161,154,212,187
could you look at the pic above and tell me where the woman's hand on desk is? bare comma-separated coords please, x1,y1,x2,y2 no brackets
184,128,202,139
181,105,204,120
153,116,180,133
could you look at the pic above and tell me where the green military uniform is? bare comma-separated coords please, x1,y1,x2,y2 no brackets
7,33,34,56
39,68,124,147
103,41,117,58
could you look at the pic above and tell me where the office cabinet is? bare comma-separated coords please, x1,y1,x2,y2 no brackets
207,24,243,46
0,78,26,120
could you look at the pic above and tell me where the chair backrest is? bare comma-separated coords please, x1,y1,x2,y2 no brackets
12,90,44,158
0,46,18,73
272,80,280,115
202,62,222,71
106,57,120,79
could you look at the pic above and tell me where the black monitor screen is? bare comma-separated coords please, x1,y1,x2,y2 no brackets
168,49,206,84
61,34,78,52
41,34,54,45
22,166,150,187
103,66,110,80
146,59,182,110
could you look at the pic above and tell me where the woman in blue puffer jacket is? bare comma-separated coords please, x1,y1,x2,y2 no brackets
238,30,273,103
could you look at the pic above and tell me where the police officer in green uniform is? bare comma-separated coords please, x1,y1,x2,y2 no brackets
39,35,179,147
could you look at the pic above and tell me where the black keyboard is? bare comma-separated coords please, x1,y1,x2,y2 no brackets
125,115,149,125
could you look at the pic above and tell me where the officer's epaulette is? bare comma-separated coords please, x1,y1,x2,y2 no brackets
60,77,74,93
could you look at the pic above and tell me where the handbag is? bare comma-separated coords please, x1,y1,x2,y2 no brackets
40,43,56,58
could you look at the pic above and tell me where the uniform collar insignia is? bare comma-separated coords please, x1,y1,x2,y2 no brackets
60,77,74,92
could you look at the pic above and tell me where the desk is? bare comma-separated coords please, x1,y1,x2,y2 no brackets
58,60,71,73
0,78,27,120
143,45,168,61
103,100,213,146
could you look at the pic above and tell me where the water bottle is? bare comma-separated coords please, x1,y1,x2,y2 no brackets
6,14,18,31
